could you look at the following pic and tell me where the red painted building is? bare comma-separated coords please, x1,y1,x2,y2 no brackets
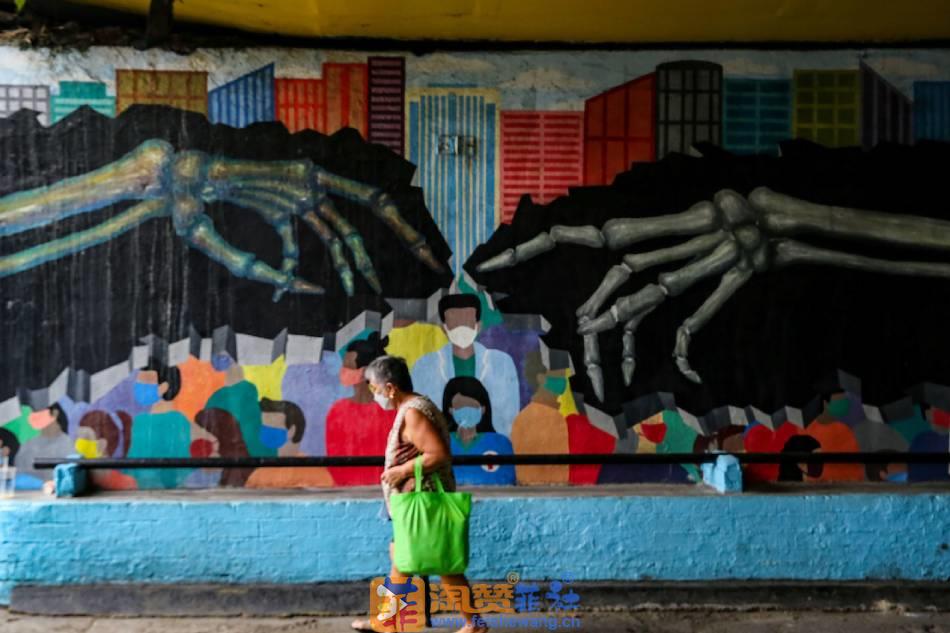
499,110,584,224
583,73,656,186
275,78,325,133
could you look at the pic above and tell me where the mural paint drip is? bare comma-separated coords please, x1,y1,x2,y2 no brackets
0,46,949,488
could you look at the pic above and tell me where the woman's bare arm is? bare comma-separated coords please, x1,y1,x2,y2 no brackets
380,407,451,486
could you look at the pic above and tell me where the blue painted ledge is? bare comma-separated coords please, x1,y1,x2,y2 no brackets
2,484,949,605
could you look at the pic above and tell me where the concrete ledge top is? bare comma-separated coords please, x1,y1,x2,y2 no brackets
3,481,950,504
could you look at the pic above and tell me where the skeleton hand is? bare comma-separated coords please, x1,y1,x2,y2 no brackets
477,188,950,401
0,140,446,300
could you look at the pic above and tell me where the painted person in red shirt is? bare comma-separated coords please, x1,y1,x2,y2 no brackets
325,332,395,485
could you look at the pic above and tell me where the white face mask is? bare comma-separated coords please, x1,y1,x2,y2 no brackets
444,325,478,348
373,391,395,410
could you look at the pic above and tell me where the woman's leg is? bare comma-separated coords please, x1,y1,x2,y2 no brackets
351,541,409,631
388,541,408,582
440,573,488,631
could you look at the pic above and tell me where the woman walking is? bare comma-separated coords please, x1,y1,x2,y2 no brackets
351,355,488,633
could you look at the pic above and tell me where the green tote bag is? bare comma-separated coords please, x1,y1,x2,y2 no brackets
391,455,471,575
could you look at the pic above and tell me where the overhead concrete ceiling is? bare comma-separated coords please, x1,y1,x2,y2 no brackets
68,0,950,43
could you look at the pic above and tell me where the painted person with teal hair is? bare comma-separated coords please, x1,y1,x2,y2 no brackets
125,361,194,488
205,356,276,458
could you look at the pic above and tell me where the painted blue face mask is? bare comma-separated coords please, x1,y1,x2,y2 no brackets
134,383,161,407
453,407,483,429
544,376,567,395
259,425,288,450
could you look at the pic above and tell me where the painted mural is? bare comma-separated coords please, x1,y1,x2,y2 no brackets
1,46,950,489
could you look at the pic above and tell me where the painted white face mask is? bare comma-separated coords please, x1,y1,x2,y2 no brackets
373,391,394,410
445,325,478,348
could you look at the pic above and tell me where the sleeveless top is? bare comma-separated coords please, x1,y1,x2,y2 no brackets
381,394,457,518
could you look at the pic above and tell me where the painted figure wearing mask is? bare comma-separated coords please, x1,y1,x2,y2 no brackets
246,398,332,488
325,332,395,485
442,376,515,485
75,410,137,490
411,293,520,438
126,363,195,489
510,366,571,485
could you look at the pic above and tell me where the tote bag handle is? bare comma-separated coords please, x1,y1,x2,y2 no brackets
413,454,445,493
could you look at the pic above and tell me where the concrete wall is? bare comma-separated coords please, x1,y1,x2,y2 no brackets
2,488,949,605
2,44,950,496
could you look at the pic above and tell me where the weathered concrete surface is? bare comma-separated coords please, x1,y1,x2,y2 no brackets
4,608,950,633
5,484,950,606
11,581,950,616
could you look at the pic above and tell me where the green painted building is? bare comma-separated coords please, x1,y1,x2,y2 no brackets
50,81,115,123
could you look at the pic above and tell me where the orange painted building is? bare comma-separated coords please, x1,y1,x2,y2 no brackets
275,63,368,137
115,69,208,115
323,63,369,137
583,73,656,185
275,78,325,133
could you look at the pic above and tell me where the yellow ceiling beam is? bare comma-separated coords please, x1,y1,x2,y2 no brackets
70,0,950,42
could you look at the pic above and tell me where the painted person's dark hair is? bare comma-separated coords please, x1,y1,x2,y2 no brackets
260,398,307,444
48,402,68,433
437,293,481,323
0,427,20,462
441,376,493,434
345,331,389,369
144,358,182,401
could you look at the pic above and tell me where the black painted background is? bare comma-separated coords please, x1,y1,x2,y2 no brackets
0,106,452,398
3,103,950,417
469,140,950,414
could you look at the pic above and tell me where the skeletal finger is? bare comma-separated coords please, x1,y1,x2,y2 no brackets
657,238,739,296
575,231,728,320
184,213,323,296
476,225,604,272
580,323,604,403
621,311,653,387
601,201,718,250
576,262,632,320
316,196,382,294
673,265,753,384
578,284,667,335
314,169,448,274
226,191,301,292
580,238,739,336
622,231,727,273
300,210,355,296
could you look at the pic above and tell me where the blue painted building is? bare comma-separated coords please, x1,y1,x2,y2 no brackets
209,63,276,127
50,82,115,123
407,87,499,273
723,78,792,155
914,81,950,141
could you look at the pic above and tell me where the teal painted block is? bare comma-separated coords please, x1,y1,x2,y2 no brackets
702,454,743,493
53,464,87,498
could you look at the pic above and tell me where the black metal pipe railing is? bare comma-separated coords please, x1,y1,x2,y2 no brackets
32,451,950,470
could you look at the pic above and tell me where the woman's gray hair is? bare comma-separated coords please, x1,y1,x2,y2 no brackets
364,355,413,392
